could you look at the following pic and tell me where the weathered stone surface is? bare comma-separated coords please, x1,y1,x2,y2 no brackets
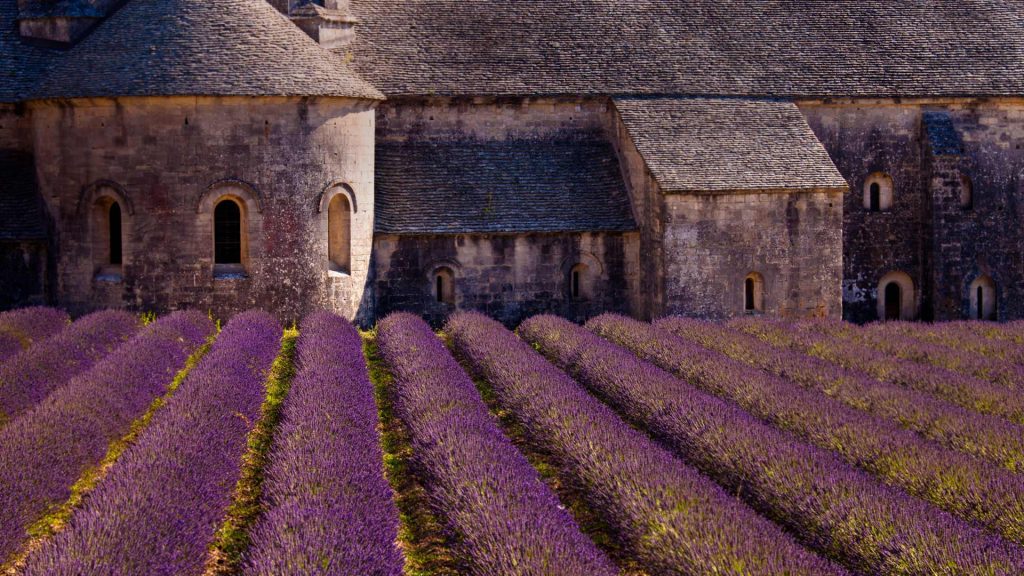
30,96,377,324
660,192,844,319
803,100,1024,322
374,232,639,328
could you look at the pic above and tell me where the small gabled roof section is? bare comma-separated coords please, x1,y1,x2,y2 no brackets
613,97,848,194
375,134,637,235
32,0,383,101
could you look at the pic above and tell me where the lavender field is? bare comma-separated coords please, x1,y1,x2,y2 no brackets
0,306,1023,575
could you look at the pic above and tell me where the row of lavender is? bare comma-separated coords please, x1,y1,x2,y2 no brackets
0,307,70,363
535,315,1024,574
6,303,1023,575
657,317,1024,472
0,310,213,565
446,312,844,575
0,307,406,576
243,312,402,575
593,316,1024,545
376,313,617,575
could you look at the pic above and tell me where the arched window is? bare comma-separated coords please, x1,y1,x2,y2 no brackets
92,196,124,277
214,199,243,266
327,194,351,273
863,173,894,212
570,263,591,301
960,175,973,210
969,275,996,320
434,267,455,305
744,272,764,313
877,271,915,321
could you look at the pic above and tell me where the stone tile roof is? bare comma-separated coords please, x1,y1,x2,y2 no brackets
0,2,53,102
347,1,1024,98
923,111,964,156
0,150,46,240
32,0,383,100
614,97,848,193
375,134,637,235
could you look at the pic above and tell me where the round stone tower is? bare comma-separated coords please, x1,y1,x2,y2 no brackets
27,0,384,322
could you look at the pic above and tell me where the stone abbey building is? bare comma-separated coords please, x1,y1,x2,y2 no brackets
2,0,1022,325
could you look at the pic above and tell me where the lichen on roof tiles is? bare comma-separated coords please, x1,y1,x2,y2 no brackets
614,97,849,193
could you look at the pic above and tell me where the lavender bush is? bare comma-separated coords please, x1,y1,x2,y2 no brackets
451,312,845,576
731,316,1024,426
883,320,1024,365
243,311,402,576
609,316,1024,544
814,319,1024,389
0,307,69,362
377,312,615,576
0,311,212,565
658,317,1024,473
0,310,139,425
23,310,280,576
524,313,1024,575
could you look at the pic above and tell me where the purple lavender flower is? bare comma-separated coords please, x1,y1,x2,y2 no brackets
811,319,1024,390
527,313,1024,575
243,311,402,576
451,312,846,576
0,307,70,363
881,320,1024,366
731,316,1024,426
0,310,139,425
614,316,1024,545
0,311,213,566
22,310,279,576
657,316,1024,473
377,312,616,576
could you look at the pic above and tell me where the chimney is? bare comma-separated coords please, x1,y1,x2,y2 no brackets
289,0,359,50
16,0,120,45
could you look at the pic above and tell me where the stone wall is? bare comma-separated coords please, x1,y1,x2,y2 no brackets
660,191,843,319
30,96,377,323
374,232,640,327
801,99,1024,322
605,103,663,319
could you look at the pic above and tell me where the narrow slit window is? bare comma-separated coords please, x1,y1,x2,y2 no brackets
109,202,122,265
744,272,764,313
434,267,455,305
869,183,881,212
969,275,996,321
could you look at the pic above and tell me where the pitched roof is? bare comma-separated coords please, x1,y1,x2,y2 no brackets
347,0,1024,99
32,0,383,100
0,150,46,241
614,97,848,193
0,2,54,103
375,134,637,235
